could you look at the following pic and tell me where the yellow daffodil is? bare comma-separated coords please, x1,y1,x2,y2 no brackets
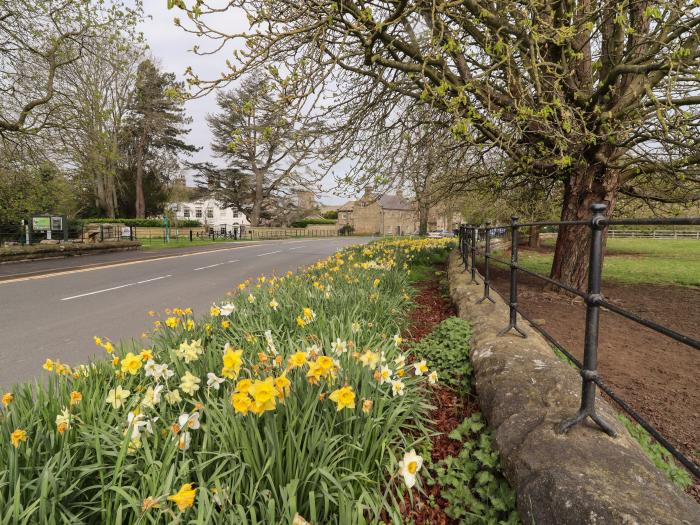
373,278,381,287
176,340,204,364
56,407,71,435
140,349,153,361
362,399,373,414
165,317,179,328
106,385,130,409
121,352,143,375
42,358,54,371
210,305,221,316
248,378,277,414
231,392,252,414
168,483,197,511
288,351,307,368
10,428,27,448
93,336,103,346
70,391,82,405
296,316,306,327
274,375,291,399
247,294,255,303
221,347,243,379
221,319,231,329
103,342,115,354
329,386,356,411
2,392,13,407
179,372,201,395
359,350,380,369
393,334,403,347
269,298,279,310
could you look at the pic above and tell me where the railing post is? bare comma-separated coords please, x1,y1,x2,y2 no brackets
498,216,527,337
470,226,479,283
477,224,495,304
559,203,617,437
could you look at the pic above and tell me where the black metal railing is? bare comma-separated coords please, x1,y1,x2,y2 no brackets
458,204,700,480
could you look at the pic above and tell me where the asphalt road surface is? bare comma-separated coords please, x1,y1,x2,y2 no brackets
0,237,369,388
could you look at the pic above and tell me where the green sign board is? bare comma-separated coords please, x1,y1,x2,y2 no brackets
32,217,51,231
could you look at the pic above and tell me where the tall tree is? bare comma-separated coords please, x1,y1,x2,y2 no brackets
206,72,328,226
125,59,196,218
170,0,700,289
0,0,142,136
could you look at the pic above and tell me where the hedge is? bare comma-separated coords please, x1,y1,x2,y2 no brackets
77,218,202,227
290,218,337,228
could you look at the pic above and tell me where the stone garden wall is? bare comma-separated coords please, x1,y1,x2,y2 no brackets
447,250,700,524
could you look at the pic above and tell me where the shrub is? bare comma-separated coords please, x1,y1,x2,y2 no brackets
0,238,456,523
322,210,339,220
290,218,337,228
78,218,202,227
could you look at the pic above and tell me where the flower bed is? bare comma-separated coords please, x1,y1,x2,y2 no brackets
0,238,516,524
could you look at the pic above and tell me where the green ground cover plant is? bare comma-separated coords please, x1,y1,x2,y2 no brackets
0,238,466,524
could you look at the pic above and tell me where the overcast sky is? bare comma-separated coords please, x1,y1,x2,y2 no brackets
133,2,347,205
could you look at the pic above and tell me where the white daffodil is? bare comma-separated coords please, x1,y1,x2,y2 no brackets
269,298,279,311
179,372,200,395
264,330,278,355
378,366,393,385
127,412,157,440
55,407,71,434
178,411,201,431
220,303,235,316
398,449,423,489
247,294,256,303
106,385,130,409
351,322,361,334
177,431,191,450
413,360,429,376
393,333,403,347
391,380,406,397
428,371,438,384
331,338,347,355
207,372,225,390
144,360,174,381
394,354,406,368
176,340,204,364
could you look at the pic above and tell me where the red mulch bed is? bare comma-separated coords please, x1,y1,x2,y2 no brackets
397,266,481,524
478,253,700,499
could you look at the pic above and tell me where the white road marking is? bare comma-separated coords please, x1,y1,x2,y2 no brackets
288,246,306,250
61,275,172,301
228,259,240,263
257,251,281,256
193,263,223,271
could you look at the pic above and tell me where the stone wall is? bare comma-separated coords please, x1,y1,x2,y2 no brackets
447,251,700,524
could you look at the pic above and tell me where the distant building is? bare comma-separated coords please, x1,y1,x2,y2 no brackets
337,190,417,235
169,198,250,235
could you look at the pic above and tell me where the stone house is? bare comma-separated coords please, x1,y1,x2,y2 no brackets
169,198,250,235
337,191,417,235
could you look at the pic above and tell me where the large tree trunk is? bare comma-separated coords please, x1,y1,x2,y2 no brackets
550,161,619,290
134,130,147,218
418,201,429,235
250,167,265,226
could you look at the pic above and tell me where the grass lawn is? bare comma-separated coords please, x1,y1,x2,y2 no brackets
495,238,700,287
139,237,244,250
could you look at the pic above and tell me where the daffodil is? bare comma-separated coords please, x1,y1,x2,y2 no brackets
398,449,423,488
56,408,71,435
394,354,406,367
302,307,316,322
177,431,191,450
329,386,355,411
168,483,197,511
141,385,164,409
210,305,221,316
359,350,380,368
428,371,438,384
106,385,130,409
378,366,393,385
264,330,278,354
413,360,429,376
206,372,225,390
144,360,174,381
351,321,361,334
269,298,279,310
10,428,27,448
121,352,143,375
274,375,291,399
178,412,201,431
221,347,243,379
248,378,277,414
331,338,347,355
247,294,255,303
1,392,13,407
231,392,252,414
176,340,204,364
220,303,235,315
362,399,373,414
288,351,307,368
235,378,252,394
179,372,201,395
165,389,182,405
42,358,54,371
391,380,405,397
393,334,403,347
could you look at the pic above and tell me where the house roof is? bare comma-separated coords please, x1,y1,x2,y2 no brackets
378,194,413,211
337,200,356,211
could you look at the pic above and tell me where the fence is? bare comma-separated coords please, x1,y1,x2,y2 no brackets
457,205,700,481
608,229,700,239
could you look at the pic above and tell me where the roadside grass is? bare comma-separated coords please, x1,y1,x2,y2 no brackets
494,238,699,287
139,238,244,250
0,237,467,524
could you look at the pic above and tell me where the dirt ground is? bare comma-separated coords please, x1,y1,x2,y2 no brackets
479,256,700,496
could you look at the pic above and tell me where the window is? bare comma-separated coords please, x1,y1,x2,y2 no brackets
195,208,202,219
207,208,214,219
183,207,190,218
220,226,226,235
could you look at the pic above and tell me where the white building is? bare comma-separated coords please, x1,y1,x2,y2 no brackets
170,198,250,235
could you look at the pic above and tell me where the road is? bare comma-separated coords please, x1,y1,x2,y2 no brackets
0,237,369,388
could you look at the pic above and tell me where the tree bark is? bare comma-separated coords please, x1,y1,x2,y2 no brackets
134,130,147,218
550,161,619,290
251,167,264,226
418,201,429,235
